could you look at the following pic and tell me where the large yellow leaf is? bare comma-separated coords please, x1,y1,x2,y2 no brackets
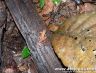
52,12,96,73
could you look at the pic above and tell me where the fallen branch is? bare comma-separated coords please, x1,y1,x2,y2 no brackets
5,0,64,73
0,0,6,68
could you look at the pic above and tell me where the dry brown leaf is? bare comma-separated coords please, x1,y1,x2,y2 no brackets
4,68,15,73
48,24,59,31
18,63,28,72
79,3,96,13
41,0,54,15
39,30,47,43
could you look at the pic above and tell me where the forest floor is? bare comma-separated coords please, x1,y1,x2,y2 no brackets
1,0,96,73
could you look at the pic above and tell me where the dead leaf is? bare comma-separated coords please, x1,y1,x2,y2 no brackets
39,30,47,43
18,63,28,72
4,68,15,73
79,3,96,13
41,0,54,15
48,24,59,31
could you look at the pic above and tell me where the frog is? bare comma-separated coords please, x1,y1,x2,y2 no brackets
51,12,96,73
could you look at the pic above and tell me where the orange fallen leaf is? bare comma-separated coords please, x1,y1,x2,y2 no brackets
39,29,47,43
41,0,54,15
48,24,59,31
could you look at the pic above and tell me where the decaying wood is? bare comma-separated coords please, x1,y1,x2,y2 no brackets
5,0,64,73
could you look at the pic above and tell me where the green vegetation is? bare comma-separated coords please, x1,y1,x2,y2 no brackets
21,47,31,59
